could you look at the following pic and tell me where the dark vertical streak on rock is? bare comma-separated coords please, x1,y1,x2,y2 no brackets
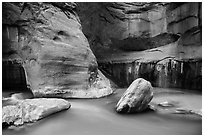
99,59,202,91
198,3,202,43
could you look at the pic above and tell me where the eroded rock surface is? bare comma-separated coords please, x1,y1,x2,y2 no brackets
94,2,201,90
116,78,153,113
77,2,201,59
2,2,112,98
2,98,71,127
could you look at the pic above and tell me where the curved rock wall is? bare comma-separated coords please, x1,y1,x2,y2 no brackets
77,2,201,59
77,2,202,90
2,2,112,98
2,2,202,95
78,2,169,54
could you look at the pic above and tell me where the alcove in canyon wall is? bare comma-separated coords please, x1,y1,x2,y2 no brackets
77,2,202,90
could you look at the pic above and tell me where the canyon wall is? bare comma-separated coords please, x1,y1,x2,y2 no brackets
2,2,202,94
2,2,113,98
77,2,202,90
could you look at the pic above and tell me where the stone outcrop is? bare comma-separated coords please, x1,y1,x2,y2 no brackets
116,78,153,113
2,2,112,98
2,98,71,127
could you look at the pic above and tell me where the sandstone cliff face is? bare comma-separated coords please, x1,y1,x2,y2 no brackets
77,2,202,90
77,2,201,60
78,2,169,54
2,2,202,95
2,2,112,98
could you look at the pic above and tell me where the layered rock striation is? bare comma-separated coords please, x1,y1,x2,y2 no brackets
78,2,202,90
2,2,112,98
78,2,201,55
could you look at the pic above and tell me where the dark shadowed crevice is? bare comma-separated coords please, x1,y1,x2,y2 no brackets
110,33,180,51
2,61,28,90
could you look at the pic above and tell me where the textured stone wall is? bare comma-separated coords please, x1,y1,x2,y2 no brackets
2,2,112,98
86,2,202,90
99,59,202,90
77,2,201,59
2,2,202,94
166,3,200,34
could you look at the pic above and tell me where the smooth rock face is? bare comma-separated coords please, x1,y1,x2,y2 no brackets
116,78,153,113
2,98,71,126
33,70,113,98
2,2,112,98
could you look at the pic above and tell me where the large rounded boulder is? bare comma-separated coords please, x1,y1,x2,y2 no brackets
2,2,112,98
116,78,153,113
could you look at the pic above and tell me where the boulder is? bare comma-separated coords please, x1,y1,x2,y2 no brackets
2,98,71,127
116,78,153,113
2,2,113,98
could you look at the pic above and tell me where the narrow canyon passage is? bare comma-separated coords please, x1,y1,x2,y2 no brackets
2,2,202,135
2,88,201,135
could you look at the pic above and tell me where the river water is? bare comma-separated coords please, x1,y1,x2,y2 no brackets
2,88,202,135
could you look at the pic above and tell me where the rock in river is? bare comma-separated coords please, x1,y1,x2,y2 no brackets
2,98,71,127
116,78,153,113
2,2,113,98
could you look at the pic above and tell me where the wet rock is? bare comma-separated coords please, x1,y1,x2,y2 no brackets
116,78,153,113
33,70,113,98
158,101,177,107
148,104,157,111
99,57,202,90
2,98,71,127
174,108,191,114
173,108,202,117
149,99,202,118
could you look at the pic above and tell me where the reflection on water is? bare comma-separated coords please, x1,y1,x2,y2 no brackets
2,88,202,135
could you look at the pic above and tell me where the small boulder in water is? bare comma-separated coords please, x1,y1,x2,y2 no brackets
158,101,177,107
116,78,153,113
2,98,71,127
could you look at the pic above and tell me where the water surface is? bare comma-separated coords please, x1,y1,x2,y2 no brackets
2,88,202,135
